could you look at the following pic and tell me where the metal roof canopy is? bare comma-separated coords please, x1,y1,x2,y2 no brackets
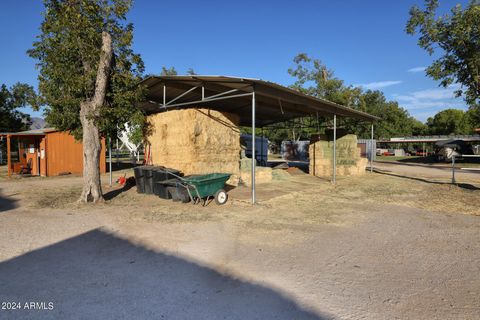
139,75,379,126
0,128,57,137
139,75,378,204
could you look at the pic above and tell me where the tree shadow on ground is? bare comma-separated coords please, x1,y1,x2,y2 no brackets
109,161,139,172
396,155,480,166
103,177,136,200
0,229,329,320
374,169,480,191
397,156,437,164
0,188,19,212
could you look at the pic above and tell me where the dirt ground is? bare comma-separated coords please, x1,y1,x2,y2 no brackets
0,163,479,319
375,160,480,184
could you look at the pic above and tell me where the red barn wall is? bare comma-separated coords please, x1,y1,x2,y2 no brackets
46,132,106,176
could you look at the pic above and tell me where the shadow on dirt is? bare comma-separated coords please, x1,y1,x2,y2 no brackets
0,229,328,319
103,177,136,200
374,169,480,191
397,155,437,164
108,161,139,172
0,189,19,212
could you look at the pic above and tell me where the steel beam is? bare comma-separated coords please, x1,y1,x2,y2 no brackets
333,114,337,184
205,88,240,100
109,137,112,186
252,90,256,204
163,85,166,105
7,135,11,177
370,123,374,173
154,92,254,109
166,86,198,105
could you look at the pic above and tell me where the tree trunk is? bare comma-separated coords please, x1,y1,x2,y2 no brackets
78,31,112,203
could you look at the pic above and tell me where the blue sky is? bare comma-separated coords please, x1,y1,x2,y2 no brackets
0,0,469,122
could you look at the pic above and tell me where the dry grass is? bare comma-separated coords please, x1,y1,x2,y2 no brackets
331,174,479,216
8,166,479,221
30,185,83,209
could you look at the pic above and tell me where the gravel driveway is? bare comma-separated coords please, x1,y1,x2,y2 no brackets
0,169,479,319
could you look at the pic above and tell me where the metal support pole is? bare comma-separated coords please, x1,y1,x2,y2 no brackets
108,136,112,186
115,139,119,166
6,135,11,177
261,128,264,166
163,85,166,106
251,90,256,204
333,114,337,184
370,123,374,173
202,86,205,100
452,155,456,184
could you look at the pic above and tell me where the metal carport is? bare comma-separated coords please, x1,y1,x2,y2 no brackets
138,75,380,204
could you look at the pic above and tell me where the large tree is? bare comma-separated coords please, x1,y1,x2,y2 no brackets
0,83,37,132
406,0,480,118
29,0,145,203
426,108,473,135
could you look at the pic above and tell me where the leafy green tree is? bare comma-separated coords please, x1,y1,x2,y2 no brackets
288,53,346,103
0,83,37,132
286,53,427,139
406,0,480,121
160,66,178,76
465,107,480,130
157,66,197,76
426,108,473,134
28,0,145,203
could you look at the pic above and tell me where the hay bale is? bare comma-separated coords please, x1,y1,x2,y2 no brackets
239,157,272,185
309,134,367,178
272,169,290,181
145,109,241,181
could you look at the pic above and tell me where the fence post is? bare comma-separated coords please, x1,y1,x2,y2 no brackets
451,155,456,184
109,136,112,187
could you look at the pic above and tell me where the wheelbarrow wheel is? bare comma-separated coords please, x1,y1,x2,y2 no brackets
214,189,228,205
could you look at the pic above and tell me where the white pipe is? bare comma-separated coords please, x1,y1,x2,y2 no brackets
108,137,112,186
333,114,336,184
251,91,256,204
370,123,374,173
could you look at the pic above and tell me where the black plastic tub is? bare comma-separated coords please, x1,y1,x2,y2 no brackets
166,185,190,203
133,166,146,193
153,168,182,199
143,166,156,194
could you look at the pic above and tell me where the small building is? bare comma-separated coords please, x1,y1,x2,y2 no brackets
0,128,106,177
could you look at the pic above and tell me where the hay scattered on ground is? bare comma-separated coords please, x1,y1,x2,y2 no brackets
30,186,83,209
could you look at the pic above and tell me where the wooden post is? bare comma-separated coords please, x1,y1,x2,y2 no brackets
7,135,11,177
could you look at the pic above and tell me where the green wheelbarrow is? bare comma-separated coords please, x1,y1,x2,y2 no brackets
164,173,232,205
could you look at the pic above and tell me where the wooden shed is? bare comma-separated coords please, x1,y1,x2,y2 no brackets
0,128,106,177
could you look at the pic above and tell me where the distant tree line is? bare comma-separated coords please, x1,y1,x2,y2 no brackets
259,53,477,145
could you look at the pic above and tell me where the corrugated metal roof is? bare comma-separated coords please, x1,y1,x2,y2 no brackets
0,128,56,136
139,75,380,126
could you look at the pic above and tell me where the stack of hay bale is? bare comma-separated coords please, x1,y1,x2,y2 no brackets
239,157,273,186
145,109,241,184
309,133,367,178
